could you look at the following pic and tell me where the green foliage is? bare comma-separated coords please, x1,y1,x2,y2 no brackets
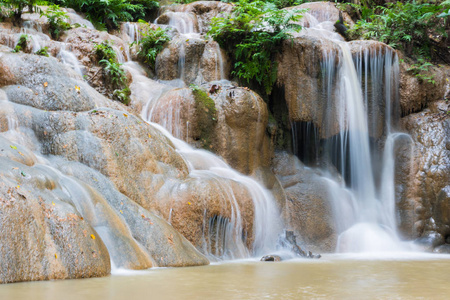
348,1,447,58
208,0,304,95
264,0,308,9
135,25,170,69
100,58,131,104
35,46,49,56
189,84,217,149
407,59,436,84
12,34,28,52
48,0,158,30
93,41,130,104
40,5,70,40
94,41,117,62
113,87,131,105
190,84,217,116
100,59,126,87
1,0,39,21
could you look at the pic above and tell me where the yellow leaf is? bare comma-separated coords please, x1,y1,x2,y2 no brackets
90,234,95,240
55,254,57,259
187,202,191,205
52,201,55,206
75,86,81,93
10,145,17,150
43,82,48,87
16,185,20,189
120,210,123,214
123,113,128,117
148,134,151,138
18,151,24,156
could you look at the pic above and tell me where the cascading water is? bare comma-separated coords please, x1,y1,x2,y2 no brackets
292,9,413,252
58,43,84,77
144,116,282,259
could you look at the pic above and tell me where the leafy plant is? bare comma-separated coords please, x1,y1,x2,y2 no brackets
93,41,130,104
348,1,447,58
113,87,131,105
208,0,304,95
407,59,436,84
12,34,29,52
94,41,117,62
35,46,49,56
100,59,126,87
135,25,170,69
48,0,158,30
2,0,38,21
40,5,70,40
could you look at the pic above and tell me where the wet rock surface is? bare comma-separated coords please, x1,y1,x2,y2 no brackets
272,152,337,253
151,83,273,175
397,101,450,249
0,143,111,283
260,255,282,262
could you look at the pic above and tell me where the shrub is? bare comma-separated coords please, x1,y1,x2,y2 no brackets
208,0,304,95
12,34,28,52
40,5,71,40
48,0,158,30
35,46,49,56
348,1,447,58
135,25,170,69
93,41,130,104
94,41,117,62
407,59,436,84
2,0,38,22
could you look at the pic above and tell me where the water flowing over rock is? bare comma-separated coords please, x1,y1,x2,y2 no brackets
1,0,450,286
158,1,233,34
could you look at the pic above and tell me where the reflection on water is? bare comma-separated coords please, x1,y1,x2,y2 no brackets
1,254,450,299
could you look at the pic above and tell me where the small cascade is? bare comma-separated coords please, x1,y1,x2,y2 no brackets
177,41,186,81
144,116,282,259
213,42,226,81
290,6,412,253
58,43,85,77
0,102,154,270
123,22,141,43
157,11,198,35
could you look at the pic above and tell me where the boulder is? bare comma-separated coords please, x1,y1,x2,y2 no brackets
399,61,448,116
272,151,337,252
397,101,450,243
0,53,121,112
150,83,273,175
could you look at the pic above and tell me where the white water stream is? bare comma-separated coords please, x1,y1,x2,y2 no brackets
296,9,414,252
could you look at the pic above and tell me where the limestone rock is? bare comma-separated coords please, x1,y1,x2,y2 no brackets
399,62,448,116
272,151,337,252
151,83,273,174
0,53,121,112
397,101,450,245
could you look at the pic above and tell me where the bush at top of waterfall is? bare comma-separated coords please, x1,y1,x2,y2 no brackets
208,0,306,95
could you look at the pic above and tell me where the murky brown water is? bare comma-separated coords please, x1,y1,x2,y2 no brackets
1,253,450,300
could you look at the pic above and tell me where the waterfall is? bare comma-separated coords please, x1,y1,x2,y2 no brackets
292,9,412,252
128,56,282,257
58,43,85,77
146,122,282,259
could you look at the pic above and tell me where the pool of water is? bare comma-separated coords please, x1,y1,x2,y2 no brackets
2,253,450,299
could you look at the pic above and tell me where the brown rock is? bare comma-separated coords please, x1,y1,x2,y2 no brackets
397,102,450,243
272,151,337,252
